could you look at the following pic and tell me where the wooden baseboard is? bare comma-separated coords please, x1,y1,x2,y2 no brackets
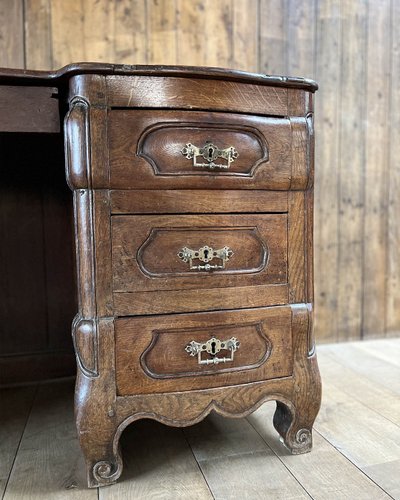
0,350,76,387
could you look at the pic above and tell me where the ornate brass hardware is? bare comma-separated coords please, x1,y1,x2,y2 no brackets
177,245,233,271
185,337,240,365
181,141,239,170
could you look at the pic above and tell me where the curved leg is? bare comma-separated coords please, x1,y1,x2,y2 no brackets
74,318,123,487
273,400,315,454
75,372,123,487
273,306,321,454
78,414,123,487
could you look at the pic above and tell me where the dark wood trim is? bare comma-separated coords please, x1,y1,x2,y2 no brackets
0,85,60,133
0,350,75,387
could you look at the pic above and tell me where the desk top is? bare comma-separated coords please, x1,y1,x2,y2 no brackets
0,63,318,92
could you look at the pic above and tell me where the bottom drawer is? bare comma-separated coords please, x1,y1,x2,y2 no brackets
115,306,293,395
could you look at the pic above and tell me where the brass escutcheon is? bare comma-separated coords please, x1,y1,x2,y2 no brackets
185,337,240,365
181,141,238,170
177,245,233,271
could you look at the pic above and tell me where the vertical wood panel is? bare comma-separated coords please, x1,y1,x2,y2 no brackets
259,0,287,75
51,0,85,67
41,136,76,350
286,0,316,78
0,135,48,354
147,0,177,65
176,0,206,66
204,0,232,68
232,0,258,72
337,0,368,342
386,0,400,336
81,0,115,62
0,0,24,68
363,0,391,339
314,0,341,342
113,0,148,64
24,0,52,69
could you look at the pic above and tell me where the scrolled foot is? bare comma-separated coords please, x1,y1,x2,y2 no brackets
273,401,313,455
91,458,122,487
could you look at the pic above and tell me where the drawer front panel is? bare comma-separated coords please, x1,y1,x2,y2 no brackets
112,214,288,293
110,190,289,214
108,110,303,190
115,306,293,395
106,75,290,116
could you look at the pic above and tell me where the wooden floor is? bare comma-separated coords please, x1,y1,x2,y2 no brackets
1,338,399,500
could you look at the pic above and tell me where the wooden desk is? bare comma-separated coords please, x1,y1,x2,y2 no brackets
0,64,321,489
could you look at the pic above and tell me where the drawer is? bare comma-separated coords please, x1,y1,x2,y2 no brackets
115,306,293,395
112,214,288,315
108,110,307,190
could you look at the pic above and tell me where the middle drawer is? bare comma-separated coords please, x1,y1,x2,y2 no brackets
112,214,289,316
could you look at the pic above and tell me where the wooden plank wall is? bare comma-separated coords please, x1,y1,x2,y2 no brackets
0,0,399,344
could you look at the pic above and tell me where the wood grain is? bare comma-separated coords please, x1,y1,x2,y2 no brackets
0,0,24,69
81,0,115,62
115,306,293,395
99,420,213,499
287,0,316,78
110,190,288,214
204,0,232,68
147,0,177,65
313,0,341,342
0,386,36,497
2,340,399,497
362,0,391,339
232,0,258,72
0,351,75,387
259,0,287,75
317,348,400,426
3,381,97,498
24,0,52,69
321,342,400,396
107,75,289,116
50,0,85,67
111,214,288,293
386,0,400,337
184,413,311,500
1,0,400,345
108,110,295,190
114,0,147,64
0,86,59,133
337,0,367,342
315,379,400,499
113,283,288,316
248,403,391,500
176,0,206,67
0,135,48,354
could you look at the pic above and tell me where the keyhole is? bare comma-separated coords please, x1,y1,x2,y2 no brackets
203,249,209,260
211,341,216,354
208,147,213,160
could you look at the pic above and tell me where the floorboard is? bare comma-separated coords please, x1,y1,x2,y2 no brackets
100,421,213,500
2,380,96,500
0,386,36,498
248,403,391,500
1,338,399,499
184,414,311,499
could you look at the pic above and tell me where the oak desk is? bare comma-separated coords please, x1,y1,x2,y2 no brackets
0,64,321,488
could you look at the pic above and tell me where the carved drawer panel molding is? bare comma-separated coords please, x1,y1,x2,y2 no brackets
115,306,293,395
108,110,306,190
111,214,288,315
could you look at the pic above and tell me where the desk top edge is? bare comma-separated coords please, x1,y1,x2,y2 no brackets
0,63,318,92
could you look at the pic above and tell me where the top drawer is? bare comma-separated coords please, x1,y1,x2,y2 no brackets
108,110,309,190
66,74,313,191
